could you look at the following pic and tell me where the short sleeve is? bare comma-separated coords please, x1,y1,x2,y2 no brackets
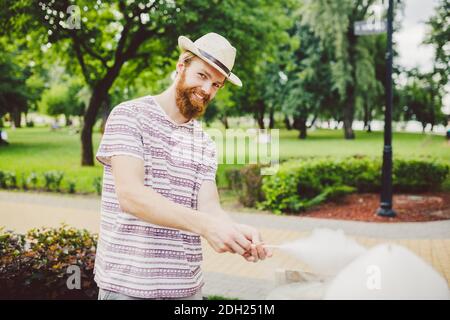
200,138,218,181
96,104,144,167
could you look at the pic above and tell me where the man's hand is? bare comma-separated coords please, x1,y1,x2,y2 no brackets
201,216,252,256
198,180,273,262
235,223,273,263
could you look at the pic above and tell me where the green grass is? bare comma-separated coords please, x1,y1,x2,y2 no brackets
213,127,450,190
0,127,103,193
277,129,450,161
1,126,449,193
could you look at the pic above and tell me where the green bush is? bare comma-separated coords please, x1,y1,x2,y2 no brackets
20,173,29,190
239,164,267,207
0,225,98,300
43,171,64,192
225,168,242,191
67,180,76,194
258,163,302,214
259,156,449,214
27,172,39,189
0,171,5,188
4,171,18,189
0,171,17,189
393,159,449,192
0,169,95,195
93,177,102,195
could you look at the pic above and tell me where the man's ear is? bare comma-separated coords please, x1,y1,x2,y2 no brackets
176,61,186,75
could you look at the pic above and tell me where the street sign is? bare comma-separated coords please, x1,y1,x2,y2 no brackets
354,20,387,35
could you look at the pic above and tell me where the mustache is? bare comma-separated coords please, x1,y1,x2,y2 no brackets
186,87,210,103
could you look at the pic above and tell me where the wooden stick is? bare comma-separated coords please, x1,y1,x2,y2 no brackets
262,244,281,249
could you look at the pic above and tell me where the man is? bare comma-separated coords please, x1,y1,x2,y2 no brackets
95,32,272,300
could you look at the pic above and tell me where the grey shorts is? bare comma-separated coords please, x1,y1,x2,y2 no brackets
98,288,203,300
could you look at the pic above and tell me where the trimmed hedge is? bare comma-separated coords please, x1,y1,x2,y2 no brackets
0,225,98,299
0,170,102,195
393,159,450,192
225,156,449,214
225,164,268,207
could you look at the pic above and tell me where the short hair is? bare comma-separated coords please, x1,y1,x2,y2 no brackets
173,51,196,79
178,51,196,67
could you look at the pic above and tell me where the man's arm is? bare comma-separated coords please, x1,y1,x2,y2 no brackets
197,180,232,221
197,180,272,262
110,155,252,255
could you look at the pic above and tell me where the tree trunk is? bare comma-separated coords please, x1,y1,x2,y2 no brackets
334,120,341,130
343,114,355,139
343,88,355,138
293,116,307,139
284,115,292,130
81,111,96,166
255,100,265,129
64,115,72,127
100,95,112,134
363,104,369,130
79,27,149,166
363,103,372,133
307,114,318,129
81,84,109,166
12,109,21,128
343,32,356,140
269,107,275,129
220,116,229,129
257,117,264,129
299,120,307,139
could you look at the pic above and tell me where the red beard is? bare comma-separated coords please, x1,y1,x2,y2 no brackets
175,70,211,120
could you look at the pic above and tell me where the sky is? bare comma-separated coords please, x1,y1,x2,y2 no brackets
395,0,437,72
393,0,449,113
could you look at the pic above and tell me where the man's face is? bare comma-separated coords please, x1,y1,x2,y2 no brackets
175,57,226,120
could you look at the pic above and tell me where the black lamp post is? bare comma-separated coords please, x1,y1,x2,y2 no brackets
376,0,396,217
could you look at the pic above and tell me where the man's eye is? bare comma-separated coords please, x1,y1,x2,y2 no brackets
214,83,221,88
198,73,206,79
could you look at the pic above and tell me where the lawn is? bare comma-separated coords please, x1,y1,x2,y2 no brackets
1,126,449,193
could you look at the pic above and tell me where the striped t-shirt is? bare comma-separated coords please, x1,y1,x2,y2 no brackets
94,95,217,298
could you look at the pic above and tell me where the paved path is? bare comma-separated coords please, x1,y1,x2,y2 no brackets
1,190,449,299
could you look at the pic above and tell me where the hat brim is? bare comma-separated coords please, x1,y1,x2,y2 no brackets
178,36,242,87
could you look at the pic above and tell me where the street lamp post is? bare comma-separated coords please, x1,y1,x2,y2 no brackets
376,0,396,217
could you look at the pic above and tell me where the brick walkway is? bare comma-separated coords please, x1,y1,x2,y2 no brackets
1,190,449,299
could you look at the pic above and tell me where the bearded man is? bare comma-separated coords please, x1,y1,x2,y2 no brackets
94,32,272,300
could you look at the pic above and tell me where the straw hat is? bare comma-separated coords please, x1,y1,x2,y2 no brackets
178,32,242,87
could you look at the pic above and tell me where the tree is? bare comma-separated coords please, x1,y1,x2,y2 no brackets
1,0,294,165
354,33,386,132
39,82,84,126
402,70,446,132
0,53,29,129
424,0,449,89
280,21,335,139
226,1,295,130
300,0,390,139
423,0,449,125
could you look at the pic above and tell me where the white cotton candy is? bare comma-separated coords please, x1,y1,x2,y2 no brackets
275,228,367,277
324,243,450,300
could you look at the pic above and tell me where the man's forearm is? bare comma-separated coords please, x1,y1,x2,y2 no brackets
211,207,234,222
118,185,212,236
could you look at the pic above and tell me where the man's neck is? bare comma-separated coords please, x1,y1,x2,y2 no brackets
153,85,190,125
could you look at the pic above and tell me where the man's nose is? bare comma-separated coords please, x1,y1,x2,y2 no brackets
200,82,212,95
